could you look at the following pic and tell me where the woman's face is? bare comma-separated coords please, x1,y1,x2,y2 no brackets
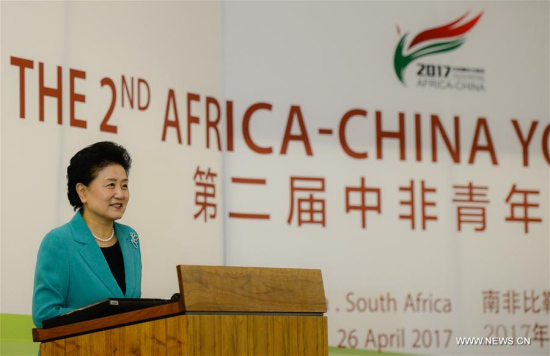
79,163,129,223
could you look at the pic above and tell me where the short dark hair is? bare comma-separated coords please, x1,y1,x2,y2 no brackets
67,141,132,211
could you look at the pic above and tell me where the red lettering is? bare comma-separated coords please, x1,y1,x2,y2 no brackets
187,93,200,146
415,114,422,161
226,100,234,152
543,124,550,164
100,78,117,133
69,69,86,129
512,119,538,167
10,56,34,119
206,96,221,150
339,109,367,159
431,115,460,163
469,118,498,165
281,105,313,156
39,62,62,124
161,89,182,143
376,111,405,160
137,79,150,110
243,103,273,154
121,76,134,108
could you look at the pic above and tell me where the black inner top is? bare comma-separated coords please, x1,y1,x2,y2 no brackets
101,241,126,295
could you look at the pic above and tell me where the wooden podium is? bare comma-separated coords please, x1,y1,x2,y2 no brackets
33,265,328,355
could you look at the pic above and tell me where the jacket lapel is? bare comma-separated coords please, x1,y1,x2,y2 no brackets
115,223,136,297
70,212,124,298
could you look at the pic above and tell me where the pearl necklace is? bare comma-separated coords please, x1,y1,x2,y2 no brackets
92,229,115,242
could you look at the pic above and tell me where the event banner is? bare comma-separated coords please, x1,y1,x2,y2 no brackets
219,2,548,355
1,1,224,314
1,2,549,356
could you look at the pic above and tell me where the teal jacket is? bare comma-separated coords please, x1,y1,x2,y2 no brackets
32,211,142,328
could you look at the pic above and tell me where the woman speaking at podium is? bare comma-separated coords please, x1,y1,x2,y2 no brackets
32,142,142,328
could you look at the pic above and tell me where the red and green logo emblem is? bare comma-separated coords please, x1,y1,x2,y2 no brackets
394,11,483,84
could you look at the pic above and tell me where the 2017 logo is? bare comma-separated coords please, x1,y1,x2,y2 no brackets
394,12,483,86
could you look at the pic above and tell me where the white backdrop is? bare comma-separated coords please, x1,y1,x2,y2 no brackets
222,2,549,355
1,1,549,355
1,1,224,313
